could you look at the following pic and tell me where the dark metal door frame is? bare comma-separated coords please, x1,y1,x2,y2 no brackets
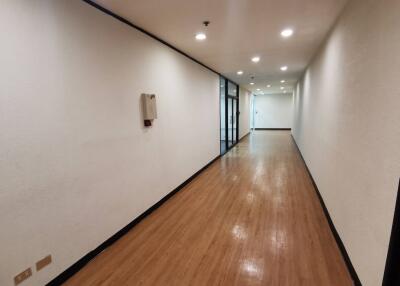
222,77,239,154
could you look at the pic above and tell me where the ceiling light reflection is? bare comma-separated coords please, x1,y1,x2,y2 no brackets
241,259,263,280
232,225,248,240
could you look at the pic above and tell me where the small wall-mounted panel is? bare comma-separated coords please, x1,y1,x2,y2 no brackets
142,94,157,120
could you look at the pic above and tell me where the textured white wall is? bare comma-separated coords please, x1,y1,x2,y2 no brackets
292,0,400,285
254,93,293,129
239,87,251,139
0,1,219,285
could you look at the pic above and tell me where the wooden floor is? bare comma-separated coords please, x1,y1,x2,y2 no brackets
64,131,353,286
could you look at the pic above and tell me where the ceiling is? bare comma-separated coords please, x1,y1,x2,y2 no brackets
93,0,348,95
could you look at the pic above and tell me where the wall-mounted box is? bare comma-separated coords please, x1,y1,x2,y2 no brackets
141,94,157,127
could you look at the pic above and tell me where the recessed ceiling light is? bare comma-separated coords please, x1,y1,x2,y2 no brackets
195,33,206,40
250,82,254,85
281,28,294,38
280,66,288,71
280,80,286,83
267,84,271,88
280,87,285,90
237,70,243,75
251,56,260,63
256,88,261,91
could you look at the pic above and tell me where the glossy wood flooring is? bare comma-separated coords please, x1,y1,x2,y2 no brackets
64,131,353,286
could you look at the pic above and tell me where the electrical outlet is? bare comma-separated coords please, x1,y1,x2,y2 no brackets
14,268,32,285
36,255,52,271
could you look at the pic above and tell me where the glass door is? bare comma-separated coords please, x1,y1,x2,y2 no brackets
227,97,234,148
227,81,238,147
220,78,227,154
220,77,239,154
232,97,237,144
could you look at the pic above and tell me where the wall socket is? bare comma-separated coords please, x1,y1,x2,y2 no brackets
36,255,52,271
14,268,32,285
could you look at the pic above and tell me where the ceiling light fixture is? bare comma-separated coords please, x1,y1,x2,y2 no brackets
250,82,254,85
280,87,285,90
195,33,206,40
280,80,286,83
267,84,271,88
280,66,288,71
237,70,243,75
281,28,294,38
251,56,260,63
256,88,260,91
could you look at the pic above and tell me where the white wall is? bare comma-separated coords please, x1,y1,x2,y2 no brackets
239,87,251,139
292,0,400,285
254,93,293,129
0,1,220,285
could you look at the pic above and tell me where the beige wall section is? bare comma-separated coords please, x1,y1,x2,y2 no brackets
0,1,219,285
239,87,251,139
254,93,293,129
292,0,400,285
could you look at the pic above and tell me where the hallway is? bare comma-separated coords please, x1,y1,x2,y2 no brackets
64,131,353,286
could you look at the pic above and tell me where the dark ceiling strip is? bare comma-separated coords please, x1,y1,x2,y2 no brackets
81,0,238,85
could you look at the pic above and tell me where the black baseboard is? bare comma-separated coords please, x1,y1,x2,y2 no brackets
254,128,291,131
290,135,362,286
382,178,400,286
46,155,221,286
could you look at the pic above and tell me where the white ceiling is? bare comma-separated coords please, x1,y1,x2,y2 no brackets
93,0,348,94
